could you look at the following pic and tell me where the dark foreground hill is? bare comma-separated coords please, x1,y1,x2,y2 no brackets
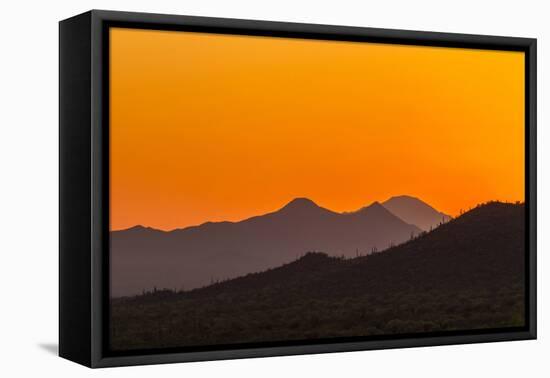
110,202,525,351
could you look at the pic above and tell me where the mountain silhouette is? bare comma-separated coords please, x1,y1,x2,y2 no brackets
188,201,523,298
111,197,421,296
382,195,451,231
111,202,525,350
278,197,330,213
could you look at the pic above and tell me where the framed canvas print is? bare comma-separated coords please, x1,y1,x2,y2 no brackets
59,10,537,368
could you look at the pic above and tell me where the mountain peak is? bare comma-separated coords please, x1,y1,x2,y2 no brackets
352,201,385,214
125,225,148,231
386,195,421,202
382,195,451,231
367,200,383,208
116,225,164,234
280,197,319,211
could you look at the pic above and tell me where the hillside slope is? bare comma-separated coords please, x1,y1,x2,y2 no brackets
111,198,421,296
111,202,526,350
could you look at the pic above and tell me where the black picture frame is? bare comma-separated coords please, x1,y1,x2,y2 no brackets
59,9,537,368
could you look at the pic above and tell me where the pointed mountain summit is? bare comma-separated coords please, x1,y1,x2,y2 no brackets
280,197,319,210
382,195,451,231
276,197,335,217
352,201,387,215
119,225,164,234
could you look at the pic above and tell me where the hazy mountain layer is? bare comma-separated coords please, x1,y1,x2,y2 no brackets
111,202,525,350
111,198,421,296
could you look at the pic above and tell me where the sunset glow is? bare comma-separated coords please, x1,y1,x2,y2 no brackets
110,27,525,231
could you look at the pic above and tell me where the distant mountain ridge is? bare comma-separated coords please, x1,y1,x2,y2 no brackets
111,196,441,296
187,201,523,299
111,202,525,350
117,195,448,233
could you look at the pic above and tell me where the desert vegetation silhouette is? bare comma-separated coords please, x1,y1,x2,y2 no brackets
110,201,525,350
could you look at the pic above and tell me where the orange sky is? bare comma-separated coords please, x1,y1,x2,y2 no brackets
110,27,525,231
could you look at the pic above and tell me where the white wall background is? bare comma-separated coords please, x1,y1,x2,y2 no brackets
0,0,547,376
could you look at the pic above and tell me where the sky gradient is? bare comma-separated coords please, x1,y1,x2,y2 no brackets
110,27,525,231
